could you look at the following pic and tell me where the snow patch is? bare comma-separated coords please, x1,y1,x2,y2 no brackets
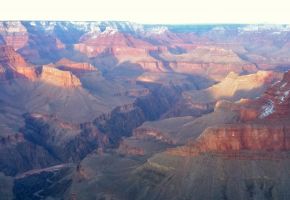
101,27,118,35
30,22,36,26
273,80,281,86
239,24,290,33
259,100,275,118
281,82,287,88
148,26,168,35
279,90,290,103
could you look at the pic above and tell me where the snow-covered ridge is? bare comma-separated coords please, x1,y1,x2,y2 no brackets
0,21,26,33
239,24,290,32
274,81,290,104
147,26,169,35
25,21,145,34
101,27,118,35
2,21,290,37
279,90,290,103
24,21,173,39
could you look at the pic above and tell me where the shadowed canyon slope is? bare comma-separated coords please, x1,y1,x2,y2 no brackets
0,21,290,200
65,71,290,200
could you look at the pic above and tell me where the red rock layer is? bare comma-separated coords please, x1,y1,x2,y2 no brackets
0,45,37,80
168,125,290,156
40,66,81,88
0,45,29,67
13,66,37,80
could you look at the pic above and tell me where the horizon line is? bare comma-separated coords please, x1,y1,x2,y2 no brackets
1,20,290,26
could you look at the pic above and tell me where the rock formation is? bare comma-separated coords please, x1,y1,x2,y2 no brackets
165,71,281,118
55,58,96,74
168,125,290,156
0,21,28,50
0,45,36,80
40,66,81,88
167,71,290,157
2,21,290,200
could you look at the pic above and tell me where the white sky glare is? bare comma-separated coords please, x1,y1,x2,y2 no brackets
0,0,289,24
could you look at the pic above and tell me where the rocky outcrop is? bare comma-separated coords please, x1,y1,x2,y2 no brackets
13,66,37,80
0,45,29,67
40,66,81,88
256,71,290,119
0,45,37,80
0,46,86,85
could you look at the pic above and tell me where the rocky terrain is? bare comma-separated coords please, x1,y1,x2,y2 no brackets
0,21,290,199
164,71,282,118
40,66,82,87
123,71,290,200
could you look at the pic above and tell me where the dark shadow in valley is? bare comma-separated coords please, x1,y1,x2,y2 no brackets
149,50,172,72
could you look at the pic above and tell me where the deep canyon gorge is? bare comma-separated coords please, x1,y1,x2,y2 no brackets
0,21,290,200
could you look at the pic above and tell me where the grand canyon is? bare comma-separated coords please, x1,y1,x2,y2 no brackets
0,21,290,200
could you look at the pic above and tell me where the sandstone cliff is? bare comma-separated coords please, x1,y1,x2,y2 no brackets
168,124,290,156
40,66,81,88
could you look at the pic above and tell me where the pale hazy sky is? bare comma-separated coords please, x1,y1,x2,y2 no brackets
0,0,289,24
